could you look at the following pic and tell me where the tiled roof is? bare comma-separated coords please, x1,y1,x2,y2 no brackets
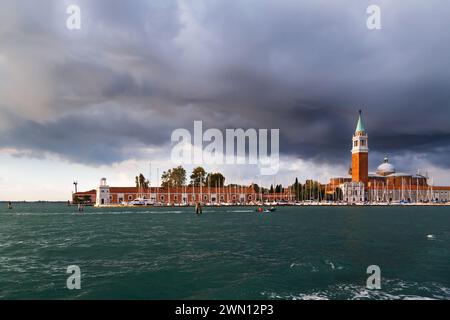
74,190,96,195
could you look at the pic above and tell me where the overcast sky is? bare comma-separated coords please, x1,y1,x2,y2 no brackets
1,0,450,200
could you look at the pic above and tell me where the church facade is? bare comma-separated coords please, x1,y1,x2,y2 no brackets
327,111,450,204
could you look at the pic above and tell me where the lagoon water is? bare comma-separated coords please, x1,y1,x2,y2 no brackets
0,203,449,300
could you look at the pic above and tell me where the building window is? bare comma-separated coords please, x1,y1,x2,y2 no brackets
361,140,366,146
354,141,358,147
174,195,178,201
128,195,133,200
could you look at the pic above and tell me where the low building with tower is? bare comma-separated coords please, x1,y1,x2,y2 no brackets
75,178,266,207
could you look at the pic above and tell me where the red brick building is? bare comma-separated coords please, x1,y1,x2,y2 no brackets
73,177,297,206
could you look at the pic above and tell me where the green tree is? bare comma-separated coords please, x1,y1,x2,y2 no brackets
293,178,300,201
161,170,173,188
171,166,187,187
161,166,187,188
251,183,260,193
335,187,343,201
135,174,149,189
190,167,206,186
301,180,324,201
139,173,145,188
275,184,283,193
206,172,225,187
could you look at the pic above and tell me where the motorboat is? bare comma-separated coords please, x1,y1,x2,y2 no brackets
128,198,149,206
256,206,277,213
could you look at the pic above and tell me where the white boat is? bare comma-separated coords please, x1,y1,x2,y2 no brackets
128,198,149,206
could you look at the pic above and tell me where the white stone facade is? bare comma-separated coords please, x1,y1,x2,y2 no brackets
342,182,366,204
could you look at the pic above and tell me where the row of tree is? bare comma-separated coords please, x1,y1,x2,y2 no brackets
135,167,342,201
289,178,343,201
135,166,226,189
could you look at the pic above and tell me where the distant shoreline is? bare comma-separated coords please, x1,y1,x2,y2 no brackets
2,201,449,207
91,203,450,208
0,201,68,203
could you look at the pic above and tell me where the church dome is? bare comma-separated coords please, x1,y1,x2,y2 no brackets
376,157,395,176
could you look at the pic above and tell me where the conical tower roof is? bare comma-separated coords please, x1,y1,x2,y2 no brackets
355,110,365,133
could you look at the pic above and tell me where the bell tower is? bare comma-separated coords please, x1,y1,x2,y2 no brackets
351,110,369,186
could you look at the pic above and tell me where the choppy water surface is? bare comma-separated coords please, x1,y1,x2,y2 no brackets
0,203,449,299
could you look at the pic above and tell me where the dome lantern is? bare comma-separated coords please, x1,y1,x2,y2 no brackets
376,156,395,176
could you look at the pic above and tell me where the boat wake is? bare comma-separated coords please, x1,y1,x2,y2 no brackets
261,279,450,300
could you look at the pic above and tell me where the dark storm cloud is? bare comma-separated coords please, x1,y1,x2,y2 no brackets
1,0,450,169
0,103,171,164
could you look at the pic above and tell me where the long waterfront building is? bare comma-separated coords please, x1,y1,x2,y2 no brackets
74,179,296,206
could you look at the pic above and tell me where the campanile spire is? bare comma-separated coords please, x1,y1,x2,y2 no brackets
355,110,365,134
351,110,369,186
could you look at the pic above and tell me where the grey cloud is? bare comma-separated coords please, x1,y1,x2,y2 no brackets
0,103,173,165
0,0,449,170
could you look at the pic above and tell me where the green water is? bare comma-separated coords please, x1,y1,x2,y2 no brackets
0,203,449,300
